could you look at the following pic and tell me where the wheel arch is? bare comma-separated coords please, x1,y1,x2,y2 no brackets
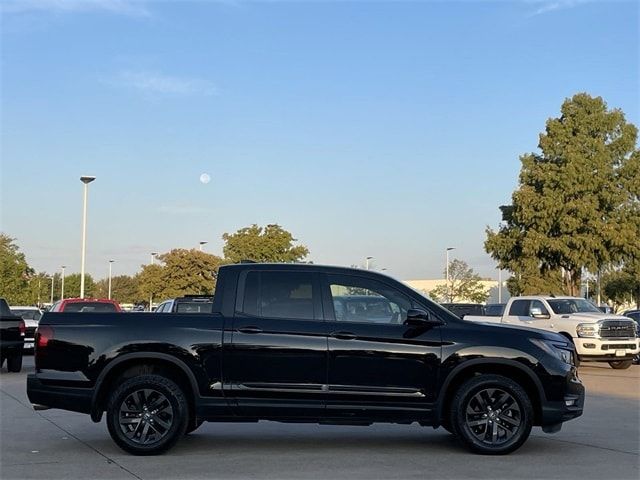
437,359,545,426
90,352,200,423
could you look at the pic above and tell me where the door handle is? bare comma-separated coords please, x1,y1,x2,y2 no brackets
238,326,263,334
330,331,356,340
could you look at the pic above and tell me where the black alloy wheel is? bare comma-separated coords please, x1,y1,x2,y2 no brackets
450,374,533,455
464,388,521,445
106,374,188,455
118,388,174,445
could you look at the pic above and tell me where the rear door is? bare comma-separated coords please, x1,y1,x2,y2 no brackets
322,273,442,420
226,269,328,417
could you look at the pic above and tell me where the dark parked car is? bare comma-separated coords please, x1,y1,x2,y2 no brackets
155,295,214,314
484,303,506,316
1,298,25,372
623,310,640,365
440,303,486,319
28,264,584,456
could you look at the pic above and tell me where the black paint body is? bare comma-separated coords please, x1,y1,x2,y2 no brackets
27,264,584,429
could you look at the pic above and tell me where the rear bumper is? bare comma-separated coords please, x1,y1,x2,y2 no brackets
27,375,93,415
1,341,24,357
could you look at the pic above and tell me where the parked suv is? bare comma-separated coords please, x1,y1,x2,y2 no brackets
155,295,214,313
10,306,42,351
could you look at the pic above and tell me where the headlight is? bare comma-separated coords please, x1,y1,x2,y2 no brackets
576,323,598,338
531,339,575,365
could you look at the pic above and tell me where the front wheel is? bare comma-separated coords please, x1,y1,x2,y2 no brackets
449,374,533,455
106,374,188,455
7,354,22,372
608,360,633,370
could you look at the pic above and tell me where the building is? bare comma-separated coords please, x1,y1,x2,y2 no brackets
403,278,509,304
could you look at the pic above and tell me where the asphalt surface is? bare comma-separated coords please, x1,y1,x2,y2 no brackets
1,357,638,480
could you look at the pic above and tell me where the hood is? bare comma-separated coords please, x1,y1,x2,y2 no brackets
555,313,633,324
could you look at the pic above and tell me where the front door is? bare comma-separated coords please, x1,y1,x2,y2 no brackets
226,269,327,417
322,273,442,421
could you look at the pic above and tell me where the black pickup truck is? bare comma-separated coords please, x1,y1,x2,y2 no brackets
28,263,584,455
1,298,25,372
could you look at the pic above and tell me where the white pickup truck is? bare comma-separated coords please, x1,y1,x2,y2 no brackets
465,296,639,369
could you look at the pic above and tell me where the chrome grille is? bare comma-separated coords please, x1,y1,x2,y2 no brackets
599,320,636,338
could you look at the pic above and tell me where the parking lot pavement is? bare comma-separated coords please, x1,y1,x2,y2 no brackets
1,358,638,480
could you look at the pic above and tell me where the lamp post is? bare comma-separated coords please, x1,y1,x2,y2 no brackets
199,241,208,252
446,247,456,302
79,175,96,299
61,265,66,300
498,268,502,304
50,276,55,304
108,260,114,300
365,256,373,270
149,253,158,311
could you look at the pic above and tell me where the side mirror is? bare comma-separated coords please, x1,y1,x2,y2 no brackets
530,307,550,320
405,308,443,327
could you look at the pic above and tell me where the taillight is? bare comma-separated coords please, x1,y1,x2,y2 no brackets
18,320,26,336
36,326,54,349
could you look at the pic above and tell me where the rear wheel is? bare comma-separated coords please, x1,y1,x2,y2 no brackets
106,374,188,455
449,374,533,455
7,354,22,373
608,360,633,370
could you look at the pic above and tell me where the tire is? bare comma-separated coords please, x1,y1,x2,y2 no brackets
449,374,533,455
608,360,633,370
185,418,204,435
7,354,22,373
106,374,188,455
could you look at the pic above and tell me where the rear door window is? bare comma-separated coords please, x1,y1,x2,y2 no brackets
239,271,318,321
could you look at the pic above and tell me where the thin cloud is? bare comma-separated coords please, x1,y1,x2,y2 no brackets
107,70,218,97
1,0,151,17
527,0,591,16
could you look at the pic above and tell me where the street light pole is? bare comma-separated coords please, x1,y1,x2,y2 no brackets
446,247,456,302
199,241,208,251
108,260,114,300
149,253,158,311
79,175,96,299
50,276,55,304
61,265,66,300
365,256,373,270
498,268,502,304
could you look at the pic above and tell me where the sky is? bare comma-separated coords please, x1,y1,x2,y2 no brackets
1,0,638,282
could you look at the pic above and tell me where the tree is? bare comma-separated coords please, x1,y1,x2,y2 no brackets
0,234,34,304
95,275,140,304
486,94,640,296
61,273,96,299
136,249,223,304
602,264,640,310
429,259,489,303
222,224,309,264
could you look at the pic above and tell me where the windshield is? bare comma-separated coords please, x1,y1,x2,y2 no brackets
11,309,42,321
547,299,601,314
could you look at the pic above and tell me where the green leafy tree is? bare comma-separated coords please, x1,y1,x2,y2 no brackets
486,94,640,296
222,224,309,264
61,273,96,299
429,259,489,303
137,250,223,304
157,249,223,299
95,275,140,304
0,234,34,304
602,264,640,310
136,264,165,306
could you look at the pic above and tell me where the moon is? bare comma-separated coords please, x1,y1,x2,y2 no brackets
199,173,211,184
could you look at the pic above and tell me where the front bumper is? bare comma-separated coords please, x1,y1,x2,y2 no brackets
540,364,585,428
27,375,93,415
575,338,639,359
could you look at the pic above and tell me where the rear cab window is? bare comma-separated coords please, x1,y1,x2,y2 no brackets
238,270,320,321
